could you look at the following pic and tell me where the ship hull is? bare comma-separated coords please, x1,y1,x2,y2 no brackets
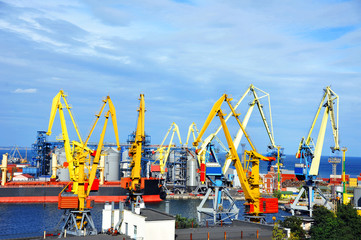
0,179,163,203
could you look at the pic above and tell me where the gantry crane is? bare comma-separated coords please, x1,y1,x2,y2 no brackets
151,122,182,178
291,86,339,217
193,94,278,224
47,91,120,236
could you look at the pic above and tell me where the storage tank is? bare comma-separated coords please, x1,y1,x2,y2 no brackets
186,157,198,191
55,147,70,181
354,188,361,207
57,168,70,181
120,146,131,178
104,147,121,181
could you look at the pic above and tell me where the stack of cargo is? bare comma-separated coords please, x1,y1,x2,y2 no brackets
357,175,361,186
349,178,357,187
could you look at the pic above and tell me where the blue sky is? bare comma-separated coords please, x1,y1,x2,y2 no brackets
0,0,360,157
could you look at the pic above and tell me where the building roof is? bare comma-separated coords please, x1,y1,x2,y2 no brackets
140,208,175,221
13,174,34,179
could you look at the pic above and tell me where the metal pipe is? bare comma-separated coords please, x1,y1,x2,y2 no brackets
1,154,8,186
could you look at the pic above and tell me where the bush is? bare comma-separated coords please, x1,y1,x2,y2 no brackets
175,214,198,229
273,190,282,199
280,216,306,240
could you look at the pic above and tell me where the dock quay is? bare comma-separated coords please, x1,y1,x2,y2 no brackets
175,220,274,240
166,193,246,201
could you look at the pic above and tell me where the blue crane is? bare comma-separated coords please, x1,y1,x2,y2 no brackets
291,86,340,217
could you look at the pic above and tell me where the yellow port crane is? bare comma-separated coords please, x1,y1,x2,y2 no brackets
47,91,120,236
151,122,182,177
193,94,278,223
126,94,146,208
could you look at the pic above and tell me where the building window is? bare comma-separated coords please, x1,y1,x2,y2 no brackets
134,225,137,238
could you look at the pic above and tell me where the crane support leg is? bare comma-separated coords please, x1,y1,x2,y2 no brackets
197,187,239,226
290,184,331,217
59,210,97,237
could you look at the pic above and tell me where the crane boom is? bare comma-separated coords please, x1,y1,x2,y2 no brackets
86,97,121,196
152,122,182,175
185,122,199,146
129,94,145,192
250,84,276,148
309,87,339,176
84,96,120,148
222,100,255,174
309,106,329,176
47,90,83,144
46,91,80,181
193,88,251,148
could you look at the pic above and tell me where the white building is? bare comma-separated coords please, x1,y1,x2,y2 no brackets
121,208,175,240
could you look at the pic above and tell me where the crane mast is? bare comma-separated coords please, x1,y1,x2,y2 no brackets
127,94,146,207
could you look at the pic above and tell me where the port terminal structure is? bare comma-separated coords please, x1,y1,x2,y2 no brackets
189,85,281,225
291,86,340,217
46,90,122,236
193,92,279,225
148,121,200,195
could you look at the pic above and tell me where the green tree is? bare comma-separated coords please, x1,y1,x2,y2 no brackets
310,205,338,240
310,204,361,240
273,190,282,199
280,216,306,240
336,204,361,239
272,221,286,240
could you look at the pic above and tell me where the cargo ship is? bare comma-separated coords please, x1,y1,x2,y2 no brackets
0,178,166,203
0,142,167,203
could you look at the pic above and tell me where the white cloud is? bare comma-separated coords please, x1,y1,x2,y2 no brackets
12,88,37,94
0,0,360,155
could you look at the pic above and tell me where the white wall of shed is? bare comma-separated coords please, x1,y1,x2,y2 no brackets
145,220,175,240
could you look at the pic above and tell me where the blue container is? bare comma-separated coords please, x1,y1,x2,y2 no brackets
22,167,40,176
206,166,222,176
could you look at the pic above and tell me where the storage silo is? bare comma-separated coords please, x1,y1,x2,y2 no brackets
186,157,198,191
120,146,131,178
55,147,70,181
354,188,361,207
104,147,121,181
